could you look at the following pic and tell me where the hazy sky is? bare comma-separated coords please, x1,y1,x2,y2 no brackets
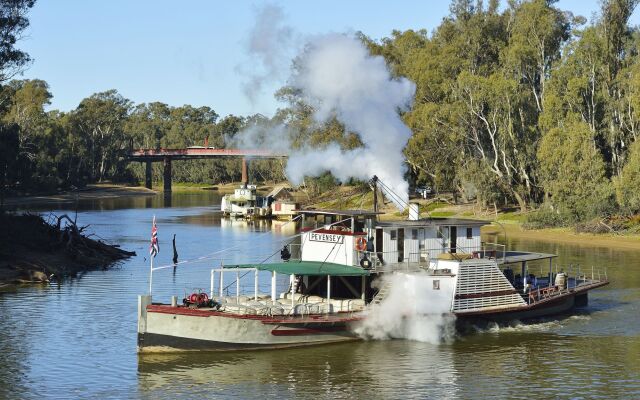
18,0,640,118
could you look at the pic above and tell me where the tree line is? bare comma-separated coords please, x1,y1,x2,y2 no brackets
0,81,288,193
359,0,640,226
2,0,640,228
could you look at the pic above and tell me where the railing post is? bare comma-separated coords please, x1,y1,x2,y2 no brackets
236,271,240,303
254,268,258,301
210,269,214,299
219,268,224,299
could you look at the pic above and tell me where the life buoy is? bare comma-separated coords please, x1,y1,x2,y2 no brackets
189,293,199,303
355,236,367,251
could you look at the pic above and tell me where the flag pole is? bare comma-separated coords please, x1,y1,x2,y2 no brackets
149,253,153,295
149,214,158,296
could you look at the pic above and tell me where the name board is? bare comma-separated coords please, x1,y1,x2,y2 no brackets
309,232,344,244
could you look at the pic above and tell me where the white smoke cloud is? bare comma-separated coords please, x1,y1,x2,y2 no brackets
354,273,457,344
236,5,416,207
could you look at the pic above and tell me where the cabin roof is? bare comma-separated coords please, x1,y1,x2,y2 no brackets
296,209,383,217
225,260,370,276
376,217,489,227
501,251,557,264
266,185,293,199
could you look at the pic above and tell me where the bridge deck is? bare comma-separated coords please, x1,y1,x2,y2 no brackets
128,148,287,161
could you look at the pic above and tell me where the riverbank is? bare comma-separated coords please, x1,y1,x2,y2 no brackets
0,213,135,285
2,183,156,208
482,222,640,251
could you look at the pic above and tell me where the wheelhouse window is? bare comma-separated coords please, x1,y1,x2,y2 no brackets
433,280,440,290
390,230,397,240
411,229,418,240
466,227,473,239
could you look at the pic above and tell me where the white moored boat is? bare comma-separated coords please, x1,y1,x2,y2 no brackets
220,184,272,219
138,178,609,352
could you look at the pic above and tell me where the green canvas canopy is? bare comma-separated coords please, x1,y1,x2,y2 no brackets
225,260,369,276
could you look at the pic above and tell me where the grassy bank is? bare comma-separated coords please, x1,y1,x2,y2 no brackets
482,222,640,250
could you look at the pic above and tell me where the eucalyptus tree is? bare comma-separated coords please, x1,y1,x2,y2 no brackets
68,90,132,182
1,79,52,157
0,0,36,84
615,138,640,214
537,118,614,222
541,0,639,177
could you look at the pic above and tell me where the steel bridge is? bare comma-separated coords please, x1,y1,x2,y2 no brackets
127,148,287,192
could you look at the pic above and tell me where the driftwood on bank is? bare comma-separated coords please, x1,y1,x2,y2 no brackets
0,213,135,285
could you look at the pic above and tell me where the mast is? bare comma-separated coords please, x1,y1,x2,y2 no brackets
371,175,378,213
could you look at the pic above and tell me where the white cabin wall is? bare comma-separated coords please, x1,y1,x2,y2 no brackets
455,226,481,253
301,232,356,265
423,227,444,259
383,229,398,264
405,228,420,262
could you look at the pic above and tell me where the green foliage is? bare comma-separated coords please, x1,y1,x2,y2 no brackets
304,172,339,197
0,0,36,83
615,139,640,214
524,205,569,229
538,119,615,222
0,122,19,208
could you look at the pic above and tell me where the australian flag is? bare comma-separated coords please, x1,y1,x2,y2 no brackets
149,216,159,258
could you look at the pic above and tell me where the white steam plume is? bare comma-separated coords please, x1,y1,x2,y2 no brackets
286,34,415,207
236,4,298,103
236,5,416,207
354,273,457,344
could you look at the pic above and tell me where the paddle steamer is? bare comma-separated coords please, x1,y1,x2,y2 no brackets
138,180,608,352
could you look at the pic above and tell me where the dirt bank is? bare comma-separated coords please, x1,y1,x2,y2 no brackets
0,213,135,285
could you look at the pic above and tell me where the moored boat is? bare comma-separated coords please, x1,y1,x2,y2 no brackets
220,184,272,219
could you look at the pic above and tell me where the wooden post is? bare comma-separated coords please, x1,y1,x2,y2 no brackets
145,161,152,189
163,156,172,193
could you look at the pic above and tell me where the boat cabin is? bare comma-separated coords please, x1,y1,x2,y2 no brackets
297,209,490,268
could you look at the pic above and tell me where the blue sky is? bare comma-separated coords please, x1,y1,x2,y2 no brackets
18,0,639,118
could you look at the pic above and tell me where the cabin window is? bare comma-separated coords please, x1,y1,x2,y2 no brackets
433,280,440,290
418,228,425,249
411,229,418,240
390,230,397,240
466,227,473,239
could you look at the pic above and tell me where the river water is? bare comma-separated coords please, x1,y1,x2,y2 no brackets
1,192,639,399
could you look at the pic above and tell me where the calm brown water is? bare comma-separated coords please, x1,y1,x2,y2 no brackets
1,192,639,399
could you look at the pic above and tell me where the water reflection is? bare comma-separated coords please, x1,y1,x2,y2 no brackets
137,341,458,399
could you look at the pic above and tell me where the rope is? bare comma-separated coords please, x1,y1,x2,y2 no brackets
149,214,303,272
220,217,354,291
